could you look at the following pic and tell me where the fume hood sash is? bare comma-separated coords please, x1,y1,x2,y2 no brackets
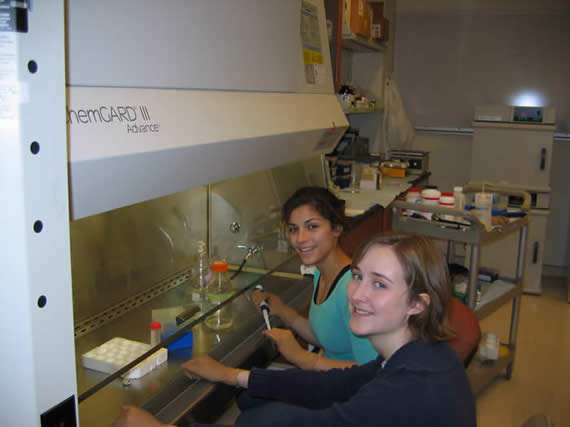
68,87,348,219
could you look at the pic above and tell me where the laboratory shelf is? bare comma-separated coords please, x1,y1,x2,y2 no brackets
466,345,514,395
341,31,386,52
344,107,384,115
391,183,530,395
475,279,521,321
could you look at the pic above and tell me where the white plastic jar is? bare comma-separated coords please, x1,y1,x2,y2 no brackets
439,192,455,221
405,187,422,216
421,188,441,220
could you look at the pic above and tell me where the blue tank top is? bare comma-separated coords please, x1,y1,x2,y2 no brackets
308,266,378,364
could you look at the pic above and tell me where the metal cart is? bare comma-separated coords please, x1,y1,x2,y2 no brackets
391,184,530,394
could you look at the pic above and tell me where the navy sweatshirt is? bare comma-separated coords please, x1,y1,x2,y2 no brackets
194,340,476,427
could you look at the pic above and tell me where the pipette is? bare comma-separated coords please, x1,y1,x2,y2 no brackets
254,284,271,330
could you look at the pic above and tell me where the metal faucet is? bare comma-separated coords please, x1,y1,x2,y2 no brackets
231,244,263,279
236,244,263,260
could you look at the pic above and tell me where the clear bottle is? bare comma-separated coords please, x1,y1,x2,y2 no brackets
205,260,234,330
191,240,210,302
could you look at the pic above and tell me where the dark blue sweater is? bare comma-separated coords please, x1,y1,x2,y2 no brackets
196,340,476,427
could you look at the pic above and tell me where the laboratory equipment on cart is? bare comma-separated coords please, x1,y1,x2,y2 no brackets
391,184,530,395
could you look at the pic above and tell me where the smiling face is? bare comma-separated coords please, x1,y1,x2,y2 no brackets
287,204,341,267
347,244,426,356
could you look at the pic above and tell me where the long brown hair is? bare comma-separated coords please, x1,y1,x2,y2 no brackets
352,232,454,342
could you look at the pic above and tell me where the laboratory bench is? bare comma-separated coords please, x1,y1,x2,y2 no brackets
75,255,313,427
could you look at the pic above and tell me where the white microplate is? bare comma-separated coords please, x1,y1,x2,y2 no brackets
82,337,167,379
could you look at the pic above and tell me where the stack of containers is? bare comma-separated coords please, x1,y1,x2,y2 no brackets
405,187,422,217
420,187,441,220
439,192,456,221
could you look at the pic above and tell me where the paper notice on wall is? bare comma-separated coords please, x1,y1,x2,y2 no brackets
301,1,324,85
0,32,18,122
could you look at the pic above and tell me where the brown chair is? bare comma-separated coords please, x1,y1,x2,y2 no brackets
447,297,481,367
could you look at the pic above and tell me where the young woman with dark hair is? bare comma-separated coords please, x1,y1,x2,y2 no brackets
249,186,376,369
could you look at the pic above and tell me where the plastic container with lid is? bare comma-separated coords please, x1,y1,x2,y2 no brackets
405,187,422,217
150,321,162,346
439,192,456,221
420,187,441,220
205,260,234,330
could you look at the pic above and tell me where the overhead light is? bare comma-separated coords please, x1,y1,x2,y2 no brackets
509,90,546,107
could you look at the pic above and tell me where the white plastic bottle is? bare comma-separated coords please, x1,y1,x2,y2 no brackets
453,186,466,211
205,260,234,330
474,192,493,230
191,240,210,302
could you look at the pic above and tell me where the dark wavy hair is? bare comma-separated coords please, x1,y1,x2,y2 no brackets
352,232,455,343
281,186,347,231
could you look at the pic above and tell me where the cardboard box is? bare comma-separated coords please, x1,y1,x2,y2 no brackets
370,2,389,41
371,17,389,41
347,0,370,38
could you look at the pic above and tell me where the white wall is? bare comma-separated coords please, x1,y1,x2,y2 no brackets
411,132,472,192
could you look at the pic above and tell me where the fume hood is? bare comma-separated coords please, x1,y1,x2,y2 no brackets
3,1,348,425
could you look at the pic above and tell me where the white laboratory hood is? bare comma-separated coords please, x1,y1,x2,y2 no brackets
67,0,348,219
1,1,346,425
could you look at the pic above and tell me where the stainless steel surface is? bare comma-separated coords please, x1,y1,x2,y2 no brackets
467,245,480,310
71,157,322,329
474,281,522,321
71,157,325,424
446,240,455,264
210,156,324,267
466,347,515,395
230,221,241,234
74,269,191,339
70,186,208,323
77,266,312,426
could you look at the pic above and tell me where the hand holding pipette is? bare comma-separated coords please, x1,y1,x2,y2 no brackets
254,285,271,329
